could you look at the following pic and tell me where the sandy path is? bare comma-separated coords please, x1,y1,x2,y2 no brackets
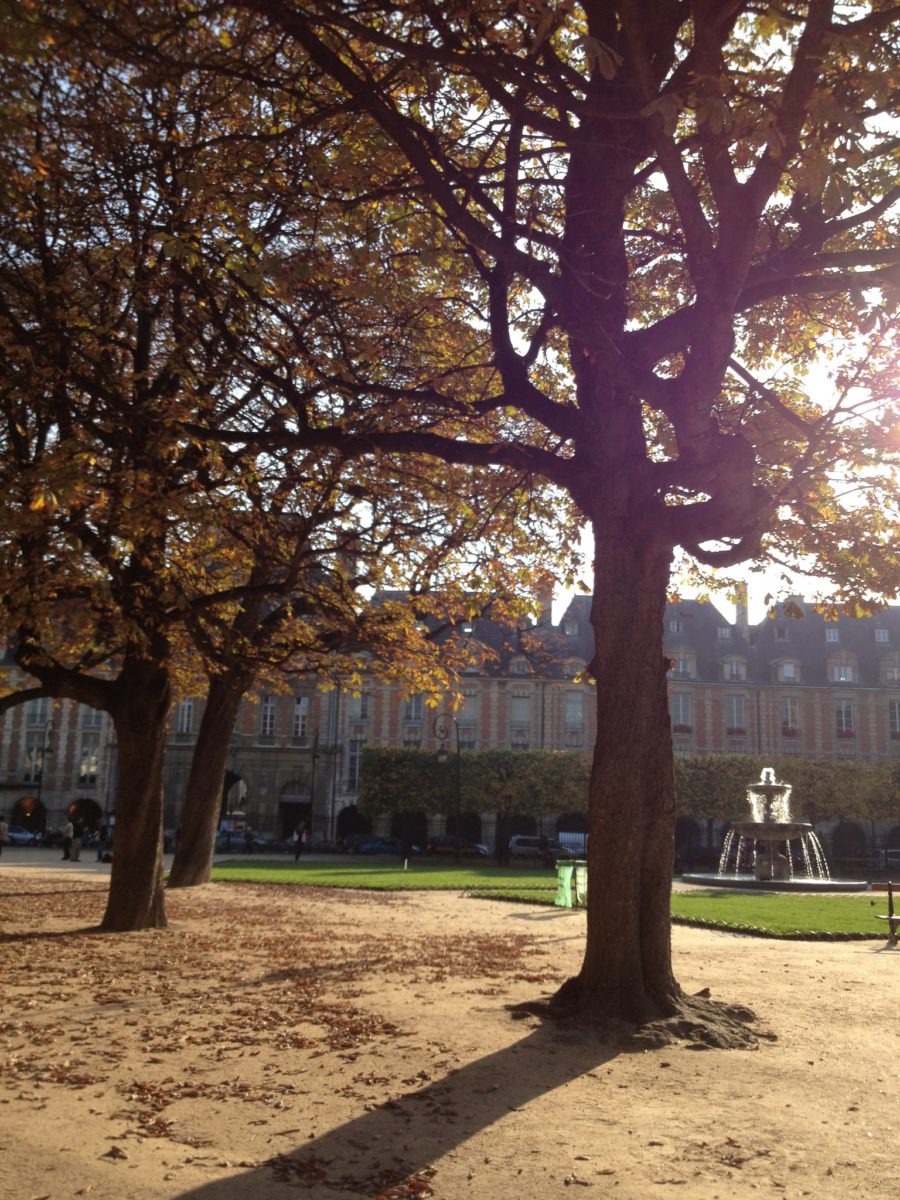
1,864,898,1200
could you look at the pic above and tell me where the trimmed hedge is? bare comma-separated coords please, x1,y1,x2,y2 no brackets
360,747,899,823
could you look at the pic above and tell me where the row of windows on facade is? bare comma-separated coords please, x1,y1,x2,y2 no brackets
172,690,587,742
670,653,900,684
670,618,894,645
669,693,900,738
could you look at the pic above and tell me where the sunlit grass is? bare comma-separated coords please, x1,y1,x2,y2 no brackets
208,859,891,939
210,856,556,892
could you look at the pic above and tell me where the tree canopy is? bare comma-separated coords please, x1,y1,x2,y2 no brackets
209,0,898,1039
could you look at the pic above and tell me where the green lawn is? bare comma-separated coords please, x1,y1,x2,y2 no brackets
210,856,557,892
208,858,891,939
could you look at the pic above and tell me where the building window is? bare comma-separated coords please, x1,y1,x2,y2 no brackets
832,664,854,683
724,659,746,681
347,739,365,791
565,690,584,728
510,695,530,747
175,700,194,736
885,665,900,684
22,731,45,783
825,627,839,643
780,662,798,682
670,654,695,679
510,657,529,675
717,626,731,640
79,732,100,785
403,695,423,722
669,618,683,633
292,696,309,740
725,694,745,734
348,693,369,721
875,628,890,644
25,697,51,726
888,699,900,739
260,694,276,738
775,625,788,641
835,701,855,737
81,705,103,729
781,696,800,737
456,691,477,748
563,618,579,636
670,692,692,732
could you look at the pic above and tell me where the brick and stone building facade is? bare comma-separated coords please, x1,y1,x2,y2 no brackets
2,594,898,844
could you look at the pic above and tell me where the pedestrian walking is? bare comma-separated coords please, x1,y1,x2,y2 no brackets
61,817,74,860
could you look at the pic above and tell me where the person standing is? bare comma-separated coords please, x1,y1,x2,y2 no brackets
70,817,83,862
96,819,108,862
293,822,306,861
0,813,8,859
61,817,74,861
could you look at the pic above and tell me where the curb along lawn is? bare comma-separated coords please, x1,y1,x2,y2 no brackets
208,858,890,940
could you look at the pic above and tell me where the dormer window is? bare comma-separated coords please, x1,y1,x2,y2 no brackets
723,659,746,681
717,626,731,640
563,618,579,636
780,661,799,683
510,657,529,675
825,627,839,643
669,618,684,633
670,654,695,679
875,628,890,644
832,664,854,683
775,625,788,641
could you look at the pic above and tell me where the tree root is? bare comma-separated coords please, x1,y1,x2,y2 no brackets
509,985,773,1050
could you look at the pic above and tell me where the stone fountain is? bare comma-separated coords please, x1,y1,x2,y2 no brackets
682,767,869,892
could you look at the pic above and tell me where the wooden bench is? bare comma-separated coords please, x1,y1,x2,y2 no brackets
875,881,899,943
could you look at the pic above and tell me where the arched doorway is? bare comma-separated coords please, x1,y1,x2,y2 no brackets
829,821,867,873
279,780,312,840
556,811,588,855
675,817,703,872
12,796,46,835
336,804,371,841
69,797,103,831
390,811,428,850
446,812,482,842
221,771,247,818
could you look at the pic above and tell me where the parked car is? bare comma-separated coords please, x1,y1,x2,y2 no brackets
508,835,575,866
6,825,40,845
214,830,269,853
427,835,489,858
357,837,421,857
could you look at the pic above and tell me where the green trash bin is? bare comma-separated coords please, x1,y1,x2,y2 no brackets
555,860,574,908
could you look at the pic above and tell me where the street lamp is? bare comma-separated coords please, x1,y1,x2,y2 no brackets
433,712,461,846
34,720,54,803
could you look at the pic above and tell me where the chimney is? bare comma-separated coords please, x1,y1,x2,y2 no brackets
734,582,750,636
533,577,554,627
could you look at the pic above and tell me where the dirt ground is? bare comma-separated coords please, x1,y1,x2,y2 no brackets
1,861,898,1200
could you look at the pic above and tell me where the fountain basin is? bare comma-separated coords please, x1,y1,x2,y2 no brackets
729,821,812,840
681,873,870,893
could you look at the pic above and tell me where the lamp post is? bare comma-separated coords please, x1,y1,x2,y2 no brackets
34,719,54,825
433,712,461,851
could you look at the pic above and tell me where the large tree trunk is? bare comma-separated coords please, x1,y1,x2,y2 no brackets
547,529,758,1046
555,530,678,1020
100,659,171,931
167,671,248,888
